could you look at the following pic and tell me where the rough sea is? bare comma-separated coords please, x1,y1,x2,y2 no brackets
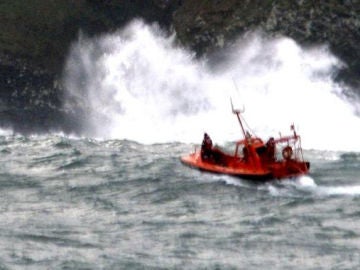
0,135,359,269
2,20,360,269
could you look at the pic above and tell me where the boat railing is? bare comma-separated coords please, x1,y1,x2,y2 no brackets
274,134,306,162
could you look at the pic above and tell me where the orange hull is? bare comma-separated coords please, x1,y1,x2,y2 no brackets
181,149,310,181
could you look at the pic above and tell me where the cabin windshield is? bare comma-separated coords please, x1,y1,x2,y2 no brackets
234,141,246,158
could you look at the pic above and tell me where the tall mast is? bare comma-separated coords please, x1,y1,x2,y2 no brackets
234,110,247,139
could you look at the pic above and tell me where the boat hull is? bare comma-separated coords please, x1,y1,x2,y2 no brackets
180,150,309,181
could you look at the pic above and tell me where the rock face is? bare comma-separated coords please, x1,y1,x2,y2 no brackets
0,0,176,73
173,0,360,88
0,0,359,134
0,0,179,134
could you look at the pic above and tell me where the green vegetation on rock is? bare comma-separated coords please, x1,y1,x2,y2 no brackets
0,0,96,71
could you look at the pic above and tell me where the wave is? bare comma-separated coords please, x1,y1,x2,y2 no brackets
63,20,360,151
316,185,360,196
208,171,360,197
0,128,14,136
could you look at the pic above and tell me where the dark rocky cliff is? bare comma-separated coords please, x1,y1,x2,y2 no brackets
0,0,178,134
0,0,359,134
173,0,360,88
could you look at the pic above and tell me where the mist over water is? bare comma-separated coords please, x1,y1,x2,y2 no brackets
64,20,360,151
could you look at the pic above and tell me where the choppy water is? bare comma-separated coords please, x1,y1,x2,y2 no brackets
0,135,359,269
3,19,360,270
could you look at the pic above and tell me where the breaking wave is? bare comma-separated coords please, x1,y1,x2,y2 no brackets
63,20,360,151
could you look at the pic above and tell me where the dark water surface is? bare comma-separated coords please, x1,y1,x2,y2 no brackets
0,135,359,269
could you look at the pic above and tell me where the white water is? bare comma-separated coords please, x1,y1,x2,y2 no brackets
63,20,360,151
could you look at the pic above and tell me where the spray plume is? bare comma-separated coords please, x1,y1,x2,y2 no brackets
63,20,360,151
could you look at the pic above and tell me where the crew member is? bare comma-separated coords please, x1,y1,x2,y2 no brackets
266,137,276,161
201,133,213,160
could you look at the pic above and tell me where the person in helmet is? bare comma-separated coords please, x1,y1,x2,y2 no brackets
266,137,276,162
201,133,213,160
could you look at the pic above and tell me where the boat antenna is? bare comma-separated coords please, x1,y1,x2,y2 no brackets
230,98,246,139
232,77,239,92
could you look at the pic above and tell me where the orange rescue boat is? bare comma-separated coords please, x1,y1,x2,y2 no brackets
181,106,310,181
